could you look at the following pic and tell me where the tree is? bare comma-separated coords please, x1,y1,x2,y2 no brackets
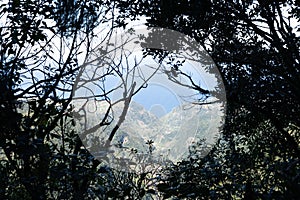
0,0,132,199
117,0,300,198
1,0,299,199
72,26,222,174
1,0,215,198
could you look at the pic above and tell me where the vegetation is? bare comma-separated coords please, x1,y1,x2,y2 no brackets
0,0,299,199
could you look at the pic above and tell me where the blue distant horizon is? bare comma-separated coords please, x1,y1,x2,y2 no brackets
131,83,180,114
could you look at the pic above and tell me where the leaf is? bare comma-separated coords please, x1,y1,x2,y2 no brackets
146,189,156,194
107,189,120,198
156,183,170,192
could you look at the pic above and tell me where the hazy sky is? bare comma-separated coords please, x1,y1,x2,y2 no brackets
104,50,218,116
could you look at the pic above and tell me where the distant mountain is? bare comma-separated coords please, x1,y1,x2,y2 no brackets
72,99,224,165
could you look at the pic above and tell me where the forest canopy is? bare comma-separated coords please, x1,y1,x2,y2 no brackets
0,0,299,199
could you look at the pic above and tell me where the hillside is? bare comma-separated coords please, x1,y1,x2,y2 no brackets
72,99,224,169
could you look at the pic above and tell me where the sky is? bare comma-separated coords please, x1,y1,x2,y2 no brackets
95,50,219,117
1,1,298,114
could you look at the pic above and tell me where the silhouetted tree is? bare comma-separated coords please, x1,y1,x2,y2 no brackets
0,0,134,199
1,0,299,199
117,0,300,198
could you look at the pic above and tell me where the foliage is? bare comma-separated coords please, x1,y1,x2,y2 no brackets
0,0,299,199
118,0,300,199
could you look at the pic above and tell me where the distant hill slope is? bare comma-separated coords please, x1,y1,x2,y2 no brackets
73,98,224,165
